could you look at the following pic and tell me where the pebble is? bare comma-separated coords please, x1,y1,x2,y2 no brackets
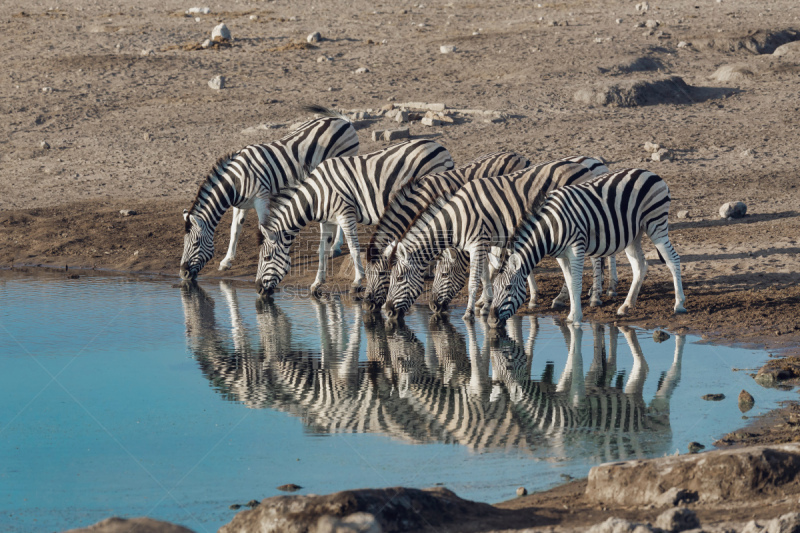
41,86,53,93
246,499,260,508
652,148,673,162
40,141,50,149
186,7,210,14
653,330,670,343
119,209,137,217
208,75,225,90
317,56,332,63
354,67,370,74
229,504,241,510
395,110,409,123
635,1,649,13
421,116,441,126
371,130,385,142
719,201,747,219
307,31,321,43
765,512,800,533
277,484,302,492
646,19,660,28
212,23,231,41
655,507,699,532
701,393,725,401
201,39,212,49
143,132,152,142
676,210,689,219
738,389,755,412
440,44,456,53
643,141,660,152
516,487,528,497
616,18,623,24
687,441,705,454
249,15,258,21
140,49,154,57
677,41,690,48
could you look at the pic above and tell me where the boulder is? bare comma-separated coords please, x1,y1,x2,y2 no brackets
208,75,225,90
574,76,694,107
766,512,800,533
655,507,700,533
586,443,800,506
710,64,756,83
219,486,504,533
63,517,195,533
212,23,231,41
773,41,800,58
739,390,755,412
719,201,747,219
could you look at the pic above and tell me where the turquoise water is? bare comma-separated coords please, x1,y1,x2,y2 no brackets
0,270,794,533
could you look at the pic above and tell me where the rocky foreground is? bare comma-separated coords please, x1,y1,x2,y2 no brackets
66,443,800,533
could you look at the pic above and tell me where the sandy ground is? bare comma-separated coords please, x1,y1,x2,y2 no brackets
2,0,800,530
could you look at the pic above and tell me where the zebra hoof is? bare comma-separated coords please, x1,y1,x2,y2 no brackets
527,302,538,309
463,310,475,321
674,305,688,314
551,300,567,310
616,305,629,316
218,261,232,271
607,290,618,298
590,299,603,308
330,248,343,259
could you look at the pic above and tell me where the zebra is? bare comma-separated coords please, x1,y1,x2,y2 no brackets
383,158,614,321
429,157,617,316
487,169,687,328
362,151,531,311
255,139,454,297
179,105,359,281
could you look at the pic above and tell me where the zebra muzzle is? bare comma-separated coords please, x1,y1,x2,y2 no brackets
179,263,196,281
486,307,505,329
256,282,274,298
429,301,449,315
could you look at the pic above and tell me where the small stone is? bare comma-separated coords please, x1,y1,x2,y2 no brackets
516,487,528,497
652,148,673,162
634,21,645,28
143,132,152,142
701,393,725,401
208,75,225,90
653,330,670,343
548,20,559,26
307,31,321,43
133,250,139,256
140,49,154,57
119,209,137,217
643,141,660,153
741,520,763,533
440,44,456,53
677,41,690,48
201,39,212,49
229,504,241,510
317,56,331,63
421,116,441,126
616,18,623,24
738,390,755,413
719,201,747,219
40,141,50,149
766,512,800,533
645,19,659,28
354,67,370,74
371,130,385,141
249,15,258,21
654,487,699,507
383,128,409,141
195,17,202,22
635,1,649,13
187,7,210,14
380,104,394,112
212,23,231,41
246,499,260,507
687,442,705,454
655,507,700,532
395,110,409,123
676,210,689,219
277,484,302,492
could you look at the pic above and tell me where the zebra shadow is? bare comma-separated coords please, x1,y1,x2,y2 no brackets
180,284,684,460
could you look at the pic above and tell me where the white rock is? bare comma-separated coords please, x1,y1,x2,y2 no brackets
676,210,689,219
307,31,321,43
616,18,623,24
773,41,800,58
643,141,661,152
645,19,659,28
371,130,385,142
395,110,409,123
677,41,690,48
652,148,672,162
208,75,225,90
766,512,800,533
211,23,231,41
440,44,456,53
635,1,649,13
384,128,409,141
119,209,137,217
187,7,210,14
201,39,212,49
354,67,370,74
421,116,441,126
317,56,332,63
195,17,201,22
40,141,50,150
249,15,258,21
719,201,746,219
140,49,155,57
741,521,764,533
655,507,699,533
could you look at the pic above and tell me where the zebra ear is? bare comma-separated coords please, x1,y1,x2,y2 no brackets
382,241,397,259
487,252,502,271
508,253,523,272
183,209,189,221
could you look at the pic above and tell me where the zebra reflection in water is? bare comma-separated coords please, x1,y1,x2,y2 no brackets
180,285,684,460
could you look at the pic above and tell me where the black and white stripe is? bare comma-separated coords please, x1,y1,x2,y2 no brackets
430,156,617,315
384,158,612,321
362,151,531,311
487,169,687,328
179,106,359,281
256,139,454,296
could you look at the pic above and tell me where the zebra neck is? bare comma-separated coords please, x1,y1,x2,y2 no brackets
191,172,244,229
516,215,555,273
408,225,451,266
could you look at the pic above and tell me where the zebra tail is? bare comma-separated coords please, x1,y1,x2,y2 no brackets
301,104,351,123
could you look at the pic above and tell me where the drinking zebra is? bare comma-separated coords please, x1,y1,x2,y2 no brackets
429,157,617,316
179,105,359,281
362,151,531,311
383,158,614,321
255,139,454,297
487,169,687,328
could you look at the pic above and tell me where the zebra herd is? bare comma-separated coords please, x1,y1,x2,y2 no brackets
181,106,687,327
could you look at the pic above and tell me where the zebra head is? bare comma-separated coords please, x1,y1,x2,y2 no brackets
255,226,293,298
180,209,214,281
429,248,469,316
363,242,396,312
487,253,528,329
383,244,426,321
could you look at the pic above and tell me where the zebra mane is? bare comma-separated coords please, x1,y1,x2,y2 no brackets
511,187,550,238
384,177,464,265
185,151,240,232
300,104,351,123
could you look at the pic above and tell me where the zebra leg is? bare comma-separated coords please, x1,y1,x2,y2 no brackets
526,270,538,308
330,225,345,259
558,246,585,325
219,207,248,270
618,235,647,316
619,326,649,396
589,257,603,308
479,247,504,308
653,238,687,314
311,222,339,297
607,255,619,297
463,246,486,321
337,214,365,290
552,257,570,309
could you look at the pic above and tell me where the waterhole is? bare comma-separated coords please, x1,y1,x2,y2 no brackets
0,271,794,532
